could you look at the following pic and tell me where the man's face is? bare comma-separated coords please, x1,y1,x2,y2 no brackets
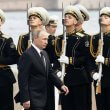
34,32,48,49
29,15,42,27
64,14,78,27
100,15,110,26
46,25,57,35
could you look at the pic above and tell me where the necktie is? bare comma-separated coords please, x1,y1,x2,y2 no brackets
40,51,46,68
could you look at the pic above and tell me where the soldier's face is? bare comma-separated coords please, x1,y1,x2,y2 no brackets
29,15,43,27
45,25,57,35
64,14,78,27
100,15,110,26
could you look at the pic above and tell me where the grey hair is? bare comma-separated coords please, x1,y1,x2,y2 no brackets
32,29,49,42
32,30,41,40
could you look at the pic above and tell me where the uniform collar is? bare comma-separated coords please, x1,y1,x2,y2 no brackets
77,29,85,34
66,30,76,36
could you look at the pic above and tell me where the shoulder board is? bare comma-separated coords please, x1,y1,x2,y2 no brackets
76,32,85,37
2,34,10,39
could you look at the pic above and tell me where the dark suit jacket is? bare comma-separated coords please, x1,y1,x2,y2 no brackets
18,46,63,108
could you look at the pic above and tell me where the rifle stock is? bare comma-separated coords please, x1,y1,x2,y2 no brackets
61,29,66,82
61,3,67,82
96,3,103,94
96,60,102,94
96,80,101,94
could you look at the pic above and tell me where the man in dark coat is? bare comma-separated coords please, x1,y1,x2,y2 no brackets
18,30,69,110
45,15,60,110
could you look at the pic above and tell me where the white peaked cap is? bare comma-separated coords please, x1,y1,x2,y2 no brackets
100,7,110,17
0,9,5,23
28,7,49,25
64,5,83,23
75,4,89,21
48,15,59,26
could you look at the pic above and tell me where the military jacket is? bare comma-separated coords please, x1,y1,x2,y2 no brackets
92,33,110,87
17,33,29,56
77,30,94,82
0,31,18,86
45,35,56,62
55,32,95,86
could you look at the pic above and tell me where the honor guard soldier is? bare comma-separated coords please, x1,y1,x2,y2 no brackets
45,15,59,35
91,7,110,110
55,5,96,110
75,4,93,110
75,4,89,34
0,9,18,110
17,7,49,56
45,15,60,110
45,15,59,67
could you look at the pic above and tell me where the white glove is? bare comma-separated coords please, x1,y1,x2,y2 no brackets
95,55,104,64
57,71,66,78
58,55,69,64
57,71,62,77
92,72,100,80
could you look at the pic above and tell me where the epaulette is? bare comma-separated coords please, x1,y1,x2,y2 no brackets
76,32,85,37
2,34,10,39
54,34,63,57
17,32,28,56
90,33,100,58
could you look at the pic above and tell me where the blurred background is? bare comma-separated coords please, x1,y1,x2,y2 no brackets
0,0,110,11
1,0,110,45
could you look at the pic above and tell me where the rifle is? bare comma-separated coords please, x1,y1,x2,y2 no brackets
96,2,103,94
60,3,67,82
27,3,32,48
54,3,67,110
